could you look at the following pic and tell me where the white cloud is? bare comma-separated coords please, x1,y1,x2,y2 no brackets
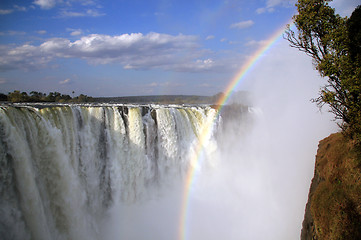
85,9,104,16
0,31,26,36
228,40,242,45
266,0,295,8
0,32,229,72
148,82,159,87
256,7,275,14
14,5,27,12
67,29,83,36
59,78,72,84
60,11,85,17
0,5,27,15
230,20,254,29
71,31,82,36
32,0,105,18
0,9,13,15
37,30,47,35
81,0,97,6
206,35,215,40
256,8,266,14
40,38,71,52
173,58,217,72
0,78,7,84
0,44,52,71
164,81,183,87
59,9,105,17
257,0,295,14
245,39,268,47
160,81,183,87
33,0,57,9
144,81,184,89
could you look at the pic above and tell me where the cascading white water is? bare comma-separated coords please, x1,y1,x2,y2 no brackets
0,101,333,240
0,103,226,240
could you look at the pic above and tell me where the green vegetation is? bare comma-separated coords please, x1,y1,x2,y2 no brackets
285,1,361,143
1,91,229,105
3,90,94,103
0,93,7,101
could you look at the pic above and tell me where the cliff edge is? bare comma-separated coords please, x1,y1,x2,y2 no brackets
301,133,361,240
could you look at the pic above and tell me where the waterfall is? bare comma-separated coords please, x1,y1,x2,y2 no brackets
0,101,330,240
0,103,234,240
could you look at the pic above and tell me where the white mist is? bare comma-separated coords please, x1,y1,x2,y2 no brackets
183,40,337,240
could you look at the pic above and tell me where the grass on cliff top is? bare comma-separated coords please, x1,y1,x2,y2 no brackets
311,133,361,240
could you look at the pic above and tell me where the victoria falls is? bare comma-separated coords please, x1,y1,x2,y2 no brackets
1,0,360,239
0,94,333,240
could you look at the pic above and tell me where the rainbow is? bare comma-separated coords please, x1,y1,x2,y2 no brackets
178,19,295,240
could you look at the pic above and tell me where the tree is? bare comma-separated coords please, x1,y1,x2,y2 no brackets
285,0,361,141
0,93,8,101
29,91,46,102
8,90,28,102
344,5,361,142
347,5,361,64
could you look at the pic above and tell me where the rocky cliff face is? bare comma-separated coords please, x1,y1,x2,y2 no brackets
301,133,361,240
300,164,320,240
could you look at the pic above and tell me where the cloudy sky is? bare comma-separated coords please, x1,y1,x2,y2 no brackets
0,0,359,97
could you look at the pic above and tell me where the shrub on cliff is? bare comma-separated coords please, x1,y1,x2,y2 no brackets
285,1,361,143
6,90,94,103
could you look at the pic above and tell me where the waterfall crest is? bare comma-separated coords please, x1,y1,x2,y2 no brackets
0,104,228,240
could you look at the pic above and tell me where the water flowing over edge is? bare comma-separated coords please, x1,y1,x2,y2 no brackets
0,103,252,240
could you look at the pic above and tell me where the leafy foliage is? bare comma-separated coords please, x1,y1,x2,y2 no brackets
5,90,94,103
285,0,361,142
2,91,230,105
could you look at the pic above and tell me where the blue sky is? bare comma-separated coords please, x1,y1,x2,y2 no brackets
0,0,359,97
